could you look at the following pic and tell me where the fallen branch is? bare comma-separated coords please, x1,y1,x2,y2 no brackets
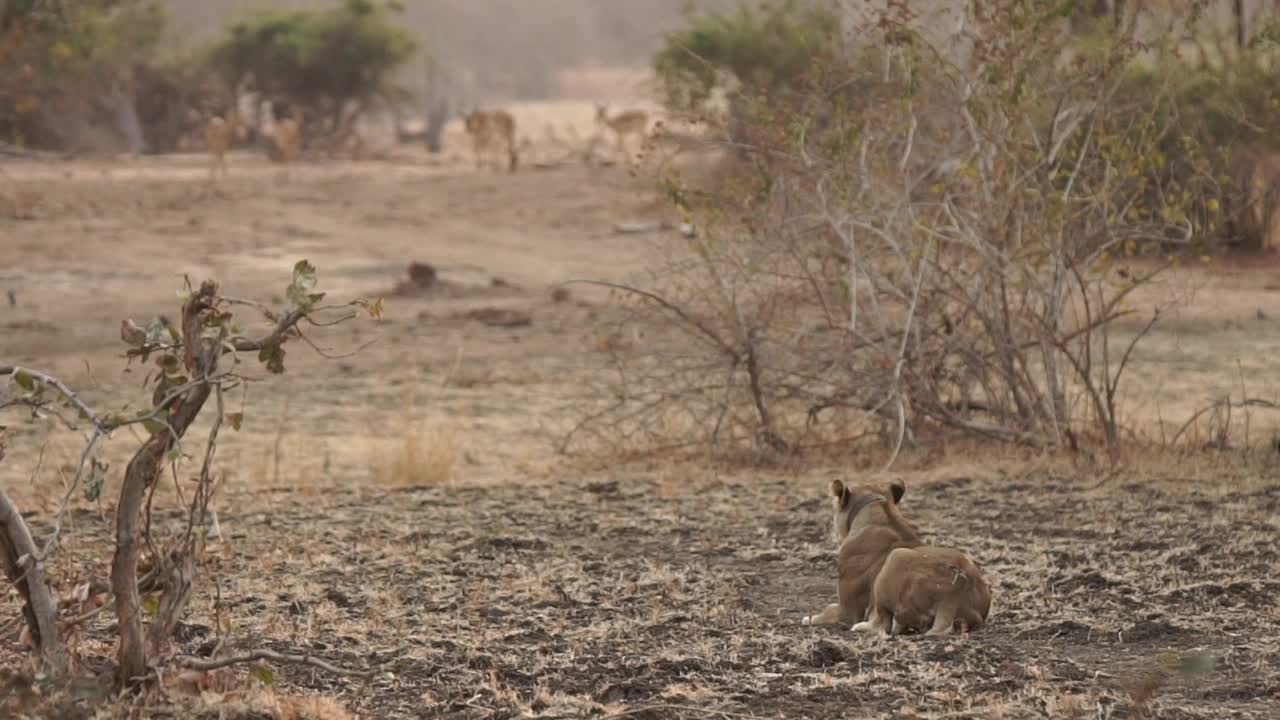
601,704,764,720
177,648,373,678
612,220,697,238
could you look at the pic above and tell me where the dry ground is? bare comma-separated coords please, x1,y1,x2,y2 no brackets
2,100,1280,719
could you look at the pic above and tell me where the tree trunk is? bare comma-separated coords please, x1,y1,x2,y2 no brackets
0,485,68,674
425,97,450,154
112,281,219,689
111,441,166,687
107,79,148,155
1234,0,1247,50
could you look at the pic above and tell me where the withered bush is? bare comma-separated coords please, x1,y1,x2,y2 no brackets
570,1,1226,460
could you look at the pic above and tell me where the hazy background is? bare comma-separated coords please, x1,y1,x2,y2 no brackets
165,0,734,104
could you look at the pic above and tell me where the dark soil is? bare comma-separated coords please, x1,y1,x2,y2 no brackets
9,467,1277,719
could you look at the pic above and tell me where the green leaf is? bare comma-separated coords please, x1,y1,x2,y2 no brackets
141,409,170,436
258,344,286,374
292,259,318,291
251,664,275,686
156,353,181,375
143,318,170,346
165,448,180,464
141,595,160,616
286,284,310,311
226,413,243,431
13,369,35,392
153,373,189,408
285,260,322,311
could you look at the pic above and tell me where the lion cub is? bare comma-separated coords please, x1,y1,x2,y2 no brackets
802,478,991,636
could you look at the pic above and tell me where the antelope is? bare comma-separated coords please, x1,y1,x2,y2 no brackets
464,109,518,172
595,103,649,159
205,114,235,181
267,105,304,180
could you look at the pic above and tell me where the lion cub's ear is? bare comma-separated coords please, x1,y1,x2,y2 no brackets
888,479,906,504
829,479,850,508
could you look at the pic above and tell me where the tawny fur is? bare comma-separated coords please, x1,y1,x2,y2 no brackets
270,106,304,166
853,545,991,636
464,109,518,172
205,115,234,181
595,103,648,157
1227,150,1280,252
802,478,991,636
801,478,918,627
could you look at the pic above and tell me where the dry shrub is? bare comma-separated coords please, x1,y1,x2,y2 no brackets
571,1,1225,461
187,687,354,720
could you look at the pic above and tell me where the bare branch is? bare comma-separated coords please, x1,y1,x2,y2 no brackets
0,365,111,433
295,326,379,359
228,307,308,353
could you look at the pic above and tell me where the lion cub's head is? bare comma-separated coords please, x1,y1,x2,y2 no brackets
828,478,907,543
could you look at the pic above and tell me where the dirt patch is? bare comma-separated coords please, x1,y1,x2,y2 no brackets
4,470,1275,719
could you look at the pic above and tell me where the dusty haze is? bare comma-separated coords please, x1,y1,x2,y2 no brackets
165,0,734,103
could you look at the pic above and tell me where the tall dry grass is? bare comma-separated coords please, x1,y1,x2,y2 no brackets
368,394,459,487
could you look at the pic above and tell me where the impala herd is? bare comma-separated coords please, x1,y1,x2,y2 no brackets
198,96,652,182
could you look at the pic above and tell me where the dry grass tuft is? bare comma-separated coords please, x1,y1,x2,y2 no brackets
187,688,354,720
369,417,459,487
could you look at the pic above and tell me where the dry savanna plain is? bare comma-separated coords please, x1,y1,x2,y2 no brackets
2,100,1280,719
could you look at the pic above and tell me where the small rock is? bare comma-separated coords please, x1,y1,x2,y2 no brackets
464,307,532,328
407,262,438,289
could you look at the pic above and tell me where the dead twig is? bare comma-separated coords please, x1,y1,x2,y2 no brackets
177,648,374,678
1170,396,1280,447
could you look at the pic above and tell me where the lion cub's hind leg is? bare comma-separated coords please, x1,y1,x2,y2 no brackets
924,599,960,636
